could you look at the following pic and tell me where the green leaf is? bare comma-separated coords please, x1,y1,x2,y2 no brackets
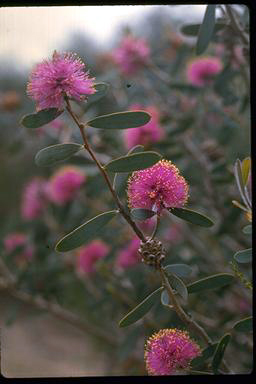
168,273,188,301
87,111,151,129
241,157,251,187
130,208,156,221
105,151,161,172
242,225,252,235
169,82,200,94
164,264,193,278
119,287,163,327
87,82,109,104
196,5,216,55
113,145,144,195
180,22,225,37
55,210,118,252
20,108,63,128
212,334,231,374
169,207,214,227
234,248,252,263
187,273,235,294
191,343,218,369
35,143,83,167
161,289,170,306
233,317,252,332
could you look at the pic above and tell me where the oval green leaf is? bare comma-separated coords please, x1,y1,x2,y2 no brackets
113,145,144,195
55,210,117,252
35,143,83,167
164,264,193,278
241,157,251,186
187,273,235,294
119,287,163,327
234,248,252,263
20,108,63,128
168,273,188,301
105,151,161,173
87,111,151,129
233,317,252,332
161,289,170,306
169,207,214,227
86,82,109,105
242,225,252,235
234,159,249,208
212,334,231,374
191,343,218,369
196,5,216,55
130,209,156,221
180,22,225,37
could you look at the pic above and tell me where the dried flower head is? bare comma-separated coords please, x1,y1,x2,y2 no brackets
116,237,141,269
145,328,201,375
186,57,223,87
27,51,96,110
124,104,165,150
76,239,109,275
46,166,86,205
21,178,48,220
112,35,150,75
127,160,189,214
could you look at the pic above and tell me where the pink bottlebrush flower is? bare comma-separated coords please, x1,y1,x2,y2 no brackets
46,166,86,205
76,239,109,275
186,57,223,87
27,51,96,110
116,237,141,269
112,35,150,75
21,178,48,220
127,160,189,214
123,104,165,150
3,232,34,262
145,328,201,375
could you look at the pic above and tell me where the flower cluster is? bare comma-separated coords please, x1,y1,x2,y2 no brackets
27,51,96,110
123,104,165,150
127,160,189,214
3,232,34,263
21,178,48,220
116,237,141,269
46,166,86,205
112,35,150,75
145,328,201,375
76,239,110,275
186,57,223,87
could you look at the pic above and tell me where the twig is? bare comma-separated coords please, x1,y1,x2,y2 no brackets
225,5,249,46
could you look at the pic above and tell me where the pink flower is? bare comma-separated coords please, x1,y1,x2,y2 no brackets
27,51,96,110
46,166,86,205
127,160,189,214
145,328,201,375
186,57,223,87
3,232,34,262
116,237,141,269
163,223,183,246
21,178,48,220
123,104,165,150
76,239,109,275
112,36,150,75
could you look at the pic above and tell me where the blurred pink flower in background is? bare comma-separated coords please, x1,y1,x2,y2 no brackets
21,178,48,220
123,104,165,150
116,237,141,269
186,57,223,87
145,328,201,375
112,35,150,75
163,223,183,246
46,166,86,205
4,232,34,262
76,239,109,275
36,118,65,136
137,217,156,234
128,160,189,214
27,51,96,110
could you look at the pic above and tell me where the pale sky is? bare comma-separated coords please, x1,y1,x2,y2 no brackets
0,5,206,69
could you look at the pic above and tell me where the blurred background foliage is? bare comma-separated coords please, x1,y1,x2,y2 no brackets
0,4,251,376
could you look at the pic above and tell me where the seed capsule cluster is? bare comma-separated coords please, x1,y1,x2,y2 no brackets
138,237,166,268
